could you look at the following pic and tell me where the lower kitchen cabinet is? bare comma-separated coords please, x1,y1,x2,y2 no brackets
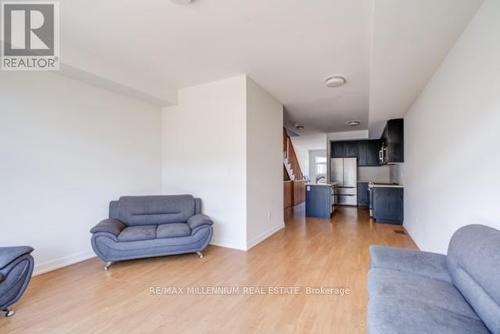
372,187,404,224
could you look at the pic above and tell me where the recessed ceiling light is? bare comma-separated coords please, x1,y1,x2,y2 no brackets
346,120,360,127
325,75,347,88
295,123,305,130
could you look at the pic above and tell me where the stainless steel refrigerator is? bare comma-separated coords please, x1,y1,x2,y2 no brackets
330,158,358,206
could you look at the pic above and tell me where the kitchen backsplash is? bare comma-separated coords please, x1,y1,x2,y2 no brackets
389,164,404,185
357,164,405,185
358,166,391,183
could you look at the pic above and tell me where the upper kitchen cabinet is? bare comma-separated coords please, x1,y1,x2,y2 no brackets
380,118,404,164
331,141,346,158
331,141,359,158
358,140,381,166
344,141,359,157
331,140,381,166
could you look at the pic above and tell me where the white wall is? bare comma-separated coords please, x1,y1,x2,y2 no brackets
404,0,500,253
162,75,284,251
326,130,369,141
292,144,309,178
0,72,162,274
162,76,247,250
246,77,284,249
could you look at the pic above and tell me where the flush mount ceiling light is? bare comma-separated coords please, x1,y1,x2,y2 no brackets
324,75,347,88
170,0,192,4
295,123,305,130
346,120,361,127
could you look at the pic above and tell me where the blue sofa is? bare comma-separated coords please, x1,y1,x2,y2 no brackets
90,195,213,270
0,246,34,317
368,224,500,334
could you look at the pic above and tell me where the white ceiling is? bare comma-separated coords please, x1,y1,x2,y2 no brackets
369,0,484,137
58,0,483,135
290,133,328,153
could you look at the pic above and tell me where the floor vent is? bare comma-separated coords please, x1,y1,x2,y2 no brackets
394,230,406,235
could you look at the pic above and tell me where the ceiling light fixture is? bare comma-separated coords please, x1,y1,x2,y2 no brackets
295,124,305,130
346,120,360,127
325,75,347,88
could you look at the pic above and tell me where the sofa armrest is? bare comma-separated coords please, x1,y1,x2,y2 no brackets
370,245,452,283
188,214,213,230
0,246,34,269
90,219,125,236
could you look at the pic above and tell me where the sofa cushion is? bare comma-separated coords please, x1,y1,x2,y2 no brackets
118,225,157,242
369,268,480,320
370,246,452,283
157,223,191,239
91,226,213,262
117,195,196,226
447,224,500,334
368,295,491,334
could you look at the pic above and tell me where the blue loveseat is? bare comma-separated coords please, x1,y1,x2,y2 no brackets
368,224,500,334
90,195,213,270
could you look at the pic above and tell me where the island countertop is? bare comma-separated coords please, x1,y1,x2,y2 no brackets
369,183,404,188
306,182,337,187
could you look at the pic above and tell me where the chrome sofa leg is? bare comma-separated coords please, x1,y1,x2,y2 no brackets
104,261,113,271
196,251,204,259
3,308,15,317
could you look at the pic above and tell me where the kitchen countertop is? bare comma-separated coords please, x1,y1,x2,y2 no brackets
306,182,336,187
369,183,404,188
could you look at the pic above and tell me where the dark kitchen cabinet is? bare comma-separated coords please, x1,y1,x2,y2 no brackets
381,119,404,164
358,141,368,165
372,187,404,224
330,119,403,164
357,182,369,207
358,140,381,166
367,140,382,166
331,142,345,158
331,140,381,166
306,185,333,219
344,141,359,157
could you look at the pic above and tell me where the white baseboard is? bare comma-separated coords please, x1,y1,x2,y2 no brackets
34,250,96,276
209,239,247,251
32,224,285,274
246,222,285,250
209,222,285,251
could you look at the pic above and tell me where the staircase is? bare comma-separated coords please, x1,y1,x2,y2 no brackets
283,155,296,181
283,128,306,208
283,128,304,181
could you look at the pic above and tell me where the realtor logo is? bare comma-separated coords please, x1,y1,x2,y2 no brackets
1,1,59,70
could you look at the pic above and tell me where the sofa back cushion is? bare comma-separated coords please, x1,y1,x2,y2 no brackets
447,224,500,334
113,195,196,226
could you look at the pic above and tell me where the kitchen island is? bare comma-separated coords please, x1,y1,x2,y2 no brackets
305,183,335,219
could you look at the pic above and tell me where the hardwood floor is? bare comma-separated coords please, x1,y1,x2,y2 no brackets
1,206,416,334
